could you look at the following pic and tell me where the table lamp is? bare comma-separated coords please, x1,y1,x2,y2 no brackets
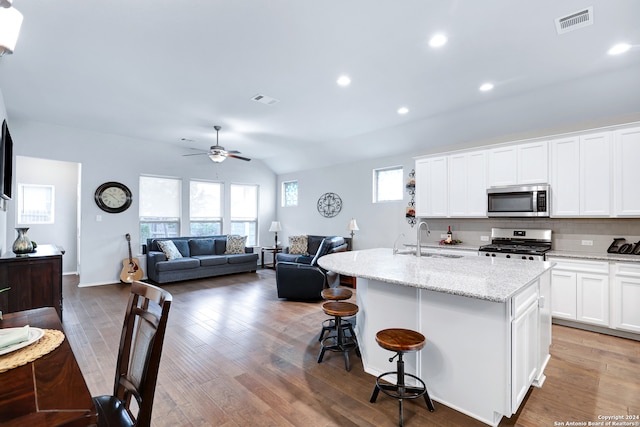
347,218,359,238
268,221,282,248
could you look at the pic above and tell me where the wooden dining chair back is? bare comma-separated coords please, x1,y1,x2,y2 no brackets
93,281,172,427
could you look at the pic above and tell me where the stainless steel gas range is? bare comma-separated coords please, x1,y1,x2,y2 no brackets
478,228,552,261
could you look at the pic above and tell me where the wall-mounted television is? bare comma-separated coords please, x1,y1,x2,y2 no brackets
1,119,14,200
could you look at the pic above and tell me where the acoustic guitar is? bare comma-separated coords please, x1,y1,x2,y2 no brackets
120,233,143,283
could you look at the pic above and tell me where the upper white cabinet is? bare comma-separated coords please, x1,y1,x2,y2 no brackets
448,150,487,217
550,132,611,217
613,127,640,216
487,141,548,187
415,156,448,217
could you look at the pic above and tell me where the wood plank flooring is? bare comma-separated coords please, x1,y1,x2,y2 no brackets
61,270,640,426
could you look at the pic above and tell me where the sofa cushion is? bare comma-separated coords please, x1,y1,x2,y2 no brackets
155,258,200,272
156,240,183,260
225,235,246,254
276,253,313,265
289,235,308,255
227,253,258,264
214,238,227,255
189,238,215,256
307,235,325,256
194,255,228,266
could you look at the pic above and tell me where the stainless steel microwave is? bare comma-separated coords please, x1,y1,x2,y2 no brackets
487,184,550,217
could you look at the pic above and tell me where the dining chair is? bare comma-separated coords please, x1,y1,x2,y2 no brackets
93,280,172,427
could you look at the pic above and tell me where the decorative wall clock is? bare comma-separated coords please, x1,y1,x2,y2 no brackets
94,181,132,213
317,192,342,218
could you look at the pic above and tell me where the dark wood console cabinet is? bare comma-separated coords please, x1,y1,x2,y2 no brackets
0,244,64,320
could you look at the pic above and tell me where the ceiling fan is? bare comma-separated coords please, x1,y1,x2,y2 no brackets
183,125,251,163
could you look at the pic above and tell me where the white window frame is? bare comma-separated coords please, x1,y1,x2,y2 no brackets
282,180,298,207
139,175,181,242
17,183,55,224
230,183,258,246
373,166,404,203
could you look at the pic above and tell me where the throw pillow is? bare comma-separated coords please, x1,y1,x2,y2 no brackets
157,240,183,260
225,235,246,254
289,235,309,255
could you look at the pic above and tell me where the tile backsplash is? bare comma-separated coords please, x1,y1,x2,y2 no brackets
419,218,640,254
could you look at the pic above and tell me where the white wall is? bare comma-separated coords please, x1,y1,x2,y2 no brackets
8,119,277,286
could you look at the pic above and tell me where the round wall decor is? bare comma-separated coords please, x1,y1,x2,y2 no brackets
317,192,342,218
94,181,132,213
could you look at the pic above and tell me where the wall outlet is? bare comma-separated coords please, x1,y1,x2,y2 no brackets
480,236,490,242
96,215,102,222
581,240,593,246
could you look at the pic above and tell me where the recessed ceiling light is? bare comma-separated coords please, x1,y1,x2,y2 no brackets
337,75,351,86
479,83,494,92
608,43,631,55
429,33,447,48
397,107,409,115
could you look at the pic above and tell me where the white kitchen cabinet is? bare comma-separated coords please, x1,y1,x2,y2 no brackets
511,283,540,411
415,156,448,217
550,132,611,217
613,127,640,216
547,257,609,326
448,150,487,217
487,141,548,187
612,263,640,333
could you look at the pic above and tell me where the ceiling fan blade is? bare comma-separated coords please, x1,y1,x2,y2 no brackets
182,152,208,157
227,153,251,161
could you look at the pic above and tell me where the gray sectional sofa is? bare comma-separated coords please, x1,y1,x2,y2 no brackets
146,235,258,284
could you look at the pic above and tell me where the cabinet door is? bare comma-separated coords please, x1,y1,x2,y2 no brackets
550,137,580,217
415,156,448,217
580,132,611,216
576,273,609,326
487,146,517,187
613,127,640,216
466,151,487,216
448,153,467,217
612,265,640,333
517,141,548,184
550,269,577,320
512,301,539,412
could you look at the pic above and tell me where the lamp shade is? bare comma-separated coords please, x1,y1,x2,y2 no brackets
268,221,282,232
347,218,359,231
0,6,23,56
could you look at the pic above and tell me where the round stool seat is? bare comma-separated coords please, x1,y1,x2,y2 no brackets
375,328,425,353
322,301,359,317
321,287,352,301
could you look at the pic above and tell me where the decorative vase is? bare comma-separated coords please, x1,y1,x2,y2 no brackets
12,227,34,255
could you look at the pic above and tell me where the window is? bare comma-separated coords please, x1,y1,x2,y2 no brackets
139,176,181,242
282,180,298,207
373,166,404,202
17,184,55,224
190,180,222,236
230,183,258,246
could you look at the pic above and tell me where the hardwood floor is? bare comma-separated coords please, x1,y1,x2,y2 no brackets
61,271,640,426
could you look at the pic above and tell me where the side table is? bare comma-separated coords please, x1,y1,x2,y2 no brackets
261,246,282,269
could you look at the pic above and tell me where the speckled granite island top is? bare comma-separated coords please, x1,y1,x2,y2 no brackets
318,248,553,303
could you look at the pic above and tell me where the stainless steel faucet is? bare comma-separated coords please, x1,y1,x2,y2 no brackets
393,233,405,255
416,221,430,257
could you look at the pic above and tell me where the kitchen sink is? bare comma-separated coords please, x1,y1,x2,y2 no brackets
395,249,463,259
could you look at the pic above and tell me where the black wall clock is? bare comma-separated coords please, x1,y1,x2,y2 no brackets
317,192,342,218
94,181,132,213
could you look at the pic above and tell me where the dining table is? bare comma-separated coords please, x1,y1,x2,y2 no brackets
0,307,97,426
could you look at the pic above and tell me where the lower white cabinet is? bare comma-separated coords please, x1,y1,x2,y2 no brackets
548,257,609,327
612,263,640,333
511,283,540,411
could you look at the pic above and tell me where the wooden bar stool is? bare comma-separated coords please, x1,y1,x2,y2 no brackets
317,301,360,371
370,328,435,426
318,287,354,342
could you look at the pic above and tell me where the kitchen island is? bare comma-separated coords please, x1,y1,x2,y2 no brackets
318,248,553,426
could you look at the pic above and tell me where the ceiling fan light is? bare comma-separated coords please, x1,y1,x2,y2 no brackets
208,153,226,163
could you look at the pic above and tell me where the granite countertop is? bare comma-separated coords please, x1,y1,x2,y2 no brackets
318,248,553,303
546,250,640,263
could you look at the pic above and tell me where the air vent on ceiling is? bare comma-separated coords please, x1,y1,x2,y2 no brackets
251,93,280,105
555,6,593,35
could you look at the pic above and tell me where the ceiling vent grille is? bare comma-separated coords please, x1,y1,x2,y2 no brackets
251,94,280,106
555,7,593,34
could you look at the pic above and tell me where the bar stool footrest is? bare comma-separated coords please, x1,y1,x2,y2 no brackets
375,371,427,400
